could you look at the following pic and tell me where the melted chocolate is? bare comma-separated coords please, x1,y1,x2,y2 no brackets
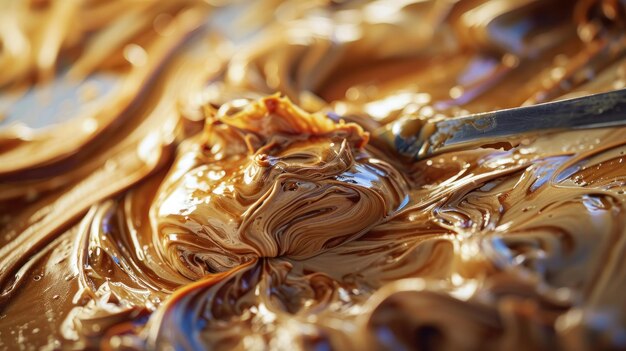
1,1,626,350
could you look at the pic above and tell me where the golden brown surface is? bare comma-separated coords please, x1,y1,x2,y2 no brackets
1,0,626,350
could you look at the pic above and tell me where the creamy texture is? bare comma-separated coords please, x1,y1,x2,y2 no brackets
1,0,626,350
155,95,409,277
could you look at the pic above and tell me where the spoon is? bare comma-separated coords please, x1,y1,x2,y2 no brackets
375,88,626,160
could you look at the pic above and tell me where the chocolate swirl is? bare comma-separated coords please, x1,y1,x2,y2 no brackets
155,95,409,277
1,1,626,350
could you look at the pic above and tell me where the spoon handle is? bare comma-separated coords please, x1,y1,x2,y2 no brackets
379,88,626,160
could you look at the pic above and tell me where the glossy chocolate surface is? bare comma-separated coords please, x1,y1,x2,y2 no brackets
1,1,626,350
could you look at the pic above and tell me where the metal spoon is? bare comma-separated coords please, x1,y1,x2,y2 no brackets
375,88,626,160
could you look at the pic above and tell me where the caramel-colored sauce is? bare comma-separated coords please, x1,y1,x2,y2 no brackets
1,1,626,350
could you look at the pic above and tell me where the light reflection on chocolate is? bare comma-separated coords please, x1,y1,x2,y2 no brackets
1,1,626,350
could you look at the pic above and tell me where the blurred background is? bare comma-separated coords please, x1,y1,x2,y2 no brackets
0,0,624,180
